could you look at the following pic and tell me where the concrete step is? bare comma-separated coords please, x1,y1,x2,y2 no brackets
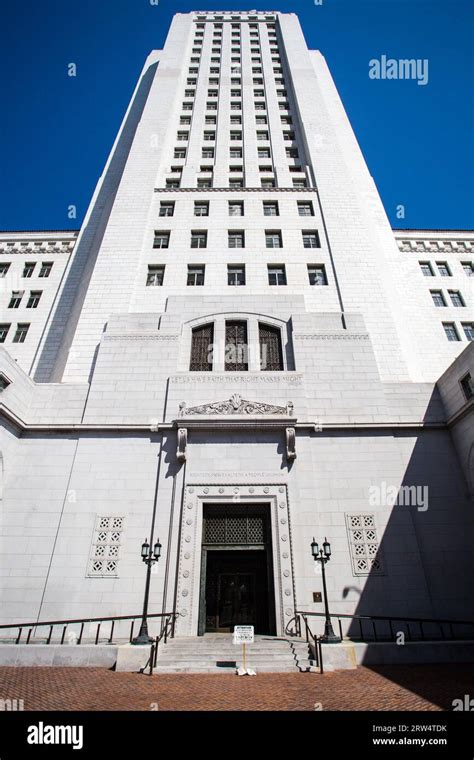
154,635,313,673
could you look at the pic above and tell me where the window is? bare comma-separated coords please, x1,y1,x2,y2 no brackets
208,89,218,98
13,323,29,343
228,265,245,286
346,514,383,576
231,89,241,98
184,89,195,98
293,178,307,188
462,323,474,341
22,262,35,278
26,291,42,308
443,322,460,341
449,290,465,307
230,115,242,124
263,201,279,217
0,264,10,277
437,262,451,277
182,102,193,111
0,324,10,343
39,262,52,278
194,201,209,217
88,516,124,578
230,148,242,158
202,147,214,158
460,372,474,399
174,148,186,159
461,262,474,276
203,131,215,141
191,231,207,248
8,291,23,309
259,323,283,371
281,116,293,124
153,231,170,249
229,201,244,217
229,178,243,188
286,148,298,158
419,261,433,276
180,116,191,126
146,265,165,286
279,101,289,110
254,89,264,97
308,265,328,286
302,231,320,248
229,165,243,173
190,323,213,371
230,131,242,141
187,78,197,86
228,231,245,248
254,102,266,111
205,116,217,125
209,78,219,85
159,202,175,217
225,320,248,371
230,102,242,111
265,230,282,248
283,131,295,141
258,148,271,158
431,290,446,307
177,131,189,141
297,201,314,217
187,265,205,286
256,115,267,125
170,166,183,174
166,179,180,188
207,102,217,111
268,265,286,286
261,178,276,188
257,131,269,141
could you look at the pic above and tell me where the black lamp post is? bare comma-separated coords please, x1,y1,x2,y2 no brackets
311,537,341,643
132,537,162,645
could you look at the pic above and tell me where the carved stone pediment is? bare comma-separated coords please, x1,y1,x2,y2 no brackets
179,394,293,417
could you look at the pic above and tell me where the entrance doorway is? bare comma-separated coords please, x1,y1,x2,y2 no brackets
198,504,275,635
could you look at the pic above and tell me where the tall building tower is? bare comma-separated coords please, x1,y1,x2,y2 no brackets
0,11,473,649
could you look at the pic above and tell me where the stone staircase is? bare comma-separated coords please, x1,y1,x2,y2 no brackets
154,634,318,674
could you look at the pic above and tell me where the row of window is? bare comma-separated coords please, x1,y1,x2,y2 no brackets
175,147,298,159
190,321,283,372
159,200,314,217
443,322,473,342
146,264,328,287
164,177,307,189
178,129,294,142
430,290,467,308
180,114,292,125
0,262,53,278
420,260,473,277
0,323,30,343
6,291,42,309
153,229,320,249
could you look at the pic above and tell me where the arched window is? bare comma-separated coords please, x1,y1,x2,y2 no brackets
190,323,214,371
259,323,283,371
225,320,248,371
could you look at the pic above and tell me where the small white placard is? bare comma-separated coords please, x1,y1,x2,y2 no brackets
233,625,254,644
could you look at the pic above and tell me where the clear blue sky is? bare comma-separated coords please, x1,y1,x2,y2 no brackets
1,0,473,231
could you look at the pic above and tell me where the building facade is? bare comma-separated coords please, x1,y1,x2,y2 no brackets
0,11,473,639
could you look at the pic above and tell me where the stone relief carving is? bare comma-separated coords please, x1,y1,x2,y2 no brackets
179,394,294,417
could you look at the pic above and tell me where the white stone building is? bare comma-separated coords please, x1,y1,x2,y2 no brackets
0,11,473,641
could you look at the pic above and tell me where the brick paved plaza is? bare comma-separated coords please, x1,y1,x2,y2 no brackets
0,664,472,711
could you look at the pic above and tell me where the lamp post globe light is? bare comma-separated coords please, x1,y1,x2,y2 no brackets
311,537,341,643
132,537,162,645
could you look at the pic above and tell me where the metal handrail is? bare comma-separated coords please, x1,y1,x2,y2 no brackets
141,613,176,676
0,612,178,646
295,610,474,643
300,614,323,674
